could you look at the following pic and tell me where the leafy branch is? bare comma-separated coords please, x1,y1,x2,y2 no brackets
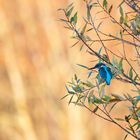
59,0,140,139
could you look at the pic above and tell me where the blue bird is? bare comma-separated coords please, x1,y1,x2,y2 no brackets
89,63,112,85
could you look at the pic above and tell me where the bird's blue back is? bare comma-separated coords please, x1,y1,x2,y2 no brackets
99,65,112,85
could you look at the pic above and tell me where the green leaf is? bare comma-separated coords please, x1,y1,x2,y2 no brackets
97,21,103,30
73,12,78,24
136,124,140,131
124,14,128,26
77,64,89,69
87,71,93,78
119,6,124,17
90,96,105,104
70,17,74,23
119,6,124,24
86,28,93,32
66,7,74,17
81,81,95,88
80,23,87,36
87,5,90,20
93,106,98,113
86,81,95,88
71,12,78,25
61,94,69,100
98,47,102,55
69,91,76,94
112,56,118,66
108,5,113,14
119,58,123,71
92,2,99,7
111,93,124,100
129,67,133,79
80,44,84,51
74,95,84,105
123,134,128,140
72,85,82,93
66,3,73,11
102,95,111,102
134,74,138,81
115,118,124,121
131,22,138,35
120,16,124,24
120,30,123,38
125,116,130,122
103,0,108,9
59,18,69,23
65,85,75,94
65,85,70,92
74,74,77,81
94,98,104,104
70,41,79,48
109,102,117,113
69,95,74,105
87,4,93,20
64,26,72,30
71,102,84,107
85,35,91,41
87,2,93,20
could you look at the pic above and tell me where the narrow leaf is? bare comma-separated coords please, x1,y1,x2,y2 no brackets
81,23,87,36
108,5,113,14
119,58,123,72
69,95,74,105
120,6,124,17
61,94,69,100
80,44,84,51
77,64,89,69
129,67,133,79
123,134,128,140
98,47,102,55
87,5,91,20
109,102,118,113
97,21,103,30
74,74,77,81
66,3,73,11
115,118,124,121
70,41,79,48
93,106,98,113
87,71,93,78
134,74,138,81
71,12,78,25
86,28,93,32
103,0,108,9
66,7,74,17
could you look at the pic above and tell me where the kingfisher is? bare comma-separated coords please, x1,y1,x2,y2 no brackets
89,63,113,85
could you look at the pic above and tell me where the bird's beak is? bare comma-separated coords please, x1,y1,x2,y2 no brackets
88,66,96,70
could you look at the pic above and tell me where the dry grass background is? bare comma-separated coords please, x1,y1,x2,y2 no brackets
0,0,137,140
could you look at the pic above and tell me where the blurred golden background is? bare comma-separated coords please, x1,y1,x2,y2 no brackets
0,0,137,140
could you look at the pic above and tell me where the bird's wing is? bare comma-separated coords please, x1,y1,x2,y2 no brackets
107,67,113,78
99,66,112,85
105,67,112,85
99,67,107,80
